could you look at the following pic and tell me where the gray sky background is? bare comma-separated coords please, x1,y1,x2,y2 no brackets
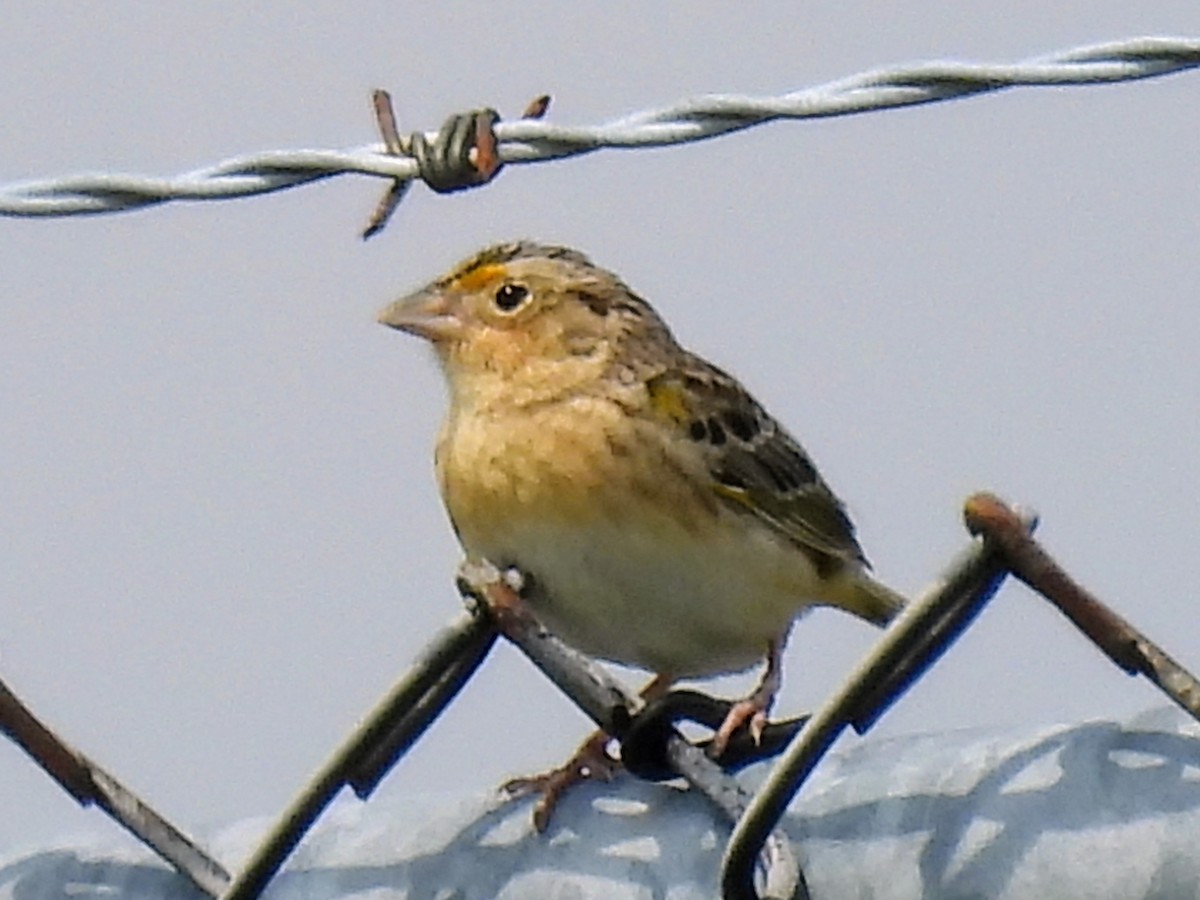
2,3,1199,852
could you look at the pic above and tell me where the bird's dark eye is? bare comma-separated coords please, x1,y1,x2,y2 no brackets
494,282,530,312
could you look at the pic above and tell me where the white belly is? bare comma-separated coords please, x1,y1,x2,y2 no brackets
467,510,819,678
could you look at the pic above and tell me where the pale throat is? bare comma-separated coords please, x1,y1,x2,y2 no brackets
439,340,615,415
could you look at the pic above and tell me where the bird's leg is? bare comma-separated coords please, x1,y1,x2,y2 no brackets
502,729,619,833
710,636,785,759
503,673,673,832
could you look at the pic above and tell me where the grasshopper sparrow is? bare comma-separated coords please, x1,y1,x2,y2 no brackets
379,241,905,828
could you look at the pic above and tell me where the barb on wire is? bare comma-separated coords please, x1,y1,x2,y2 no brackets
360,90,413,240
0,36,1196,220
361,92,550,238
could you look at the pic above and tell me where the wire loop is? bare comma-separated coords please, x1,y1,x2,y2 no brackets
410,108,502,193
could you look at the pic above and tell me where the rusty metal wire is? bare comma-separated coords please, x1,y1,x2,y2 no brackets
7,491,1200,899
721,502,1029,899
962,493,1200,722
3,32,1200,898
0,674,229,896
0,36,1196,219
721,493,1200,900
457,560,807,900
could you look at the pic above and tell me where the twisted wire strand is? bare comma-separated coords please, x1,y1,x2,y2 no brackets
1,36,1196,219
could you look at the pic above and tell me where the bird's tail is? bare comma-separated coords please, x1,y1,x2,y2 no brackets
824,572,908,628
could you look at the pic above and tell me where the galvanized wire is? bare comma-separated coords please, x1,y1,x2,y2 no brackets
721,512,1027,900
0,674,230,896
220,609,497,900
455,560,807,900
0,36,1196,219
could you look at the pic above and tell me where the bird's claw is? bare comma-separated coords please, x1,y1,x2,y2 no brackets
709,697,771,759
502,732,620,832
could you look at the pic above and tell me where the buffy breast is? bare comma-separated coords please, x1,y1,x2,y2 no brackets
435,397,819,678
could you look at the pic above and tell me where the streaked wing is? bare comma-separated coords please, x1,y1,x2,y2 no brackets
645,355,867,571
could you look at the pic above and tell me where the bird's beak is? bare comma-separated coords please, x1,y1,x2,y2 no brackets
376,285,464,343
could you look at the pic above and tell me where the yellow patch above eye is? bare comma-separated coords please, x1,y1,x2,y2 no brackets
456,263,508,292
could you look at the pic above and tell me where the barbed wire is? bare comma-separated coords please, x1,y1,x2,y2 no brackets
0,35,1196,220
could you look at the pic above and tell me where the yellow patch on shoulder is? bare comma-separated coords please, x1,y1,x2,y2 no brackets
646,378,691,423
455,263,507,292
713,482,752,508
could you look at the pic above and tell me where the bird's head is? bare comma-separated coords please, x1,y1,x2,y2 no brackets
378,241,675,407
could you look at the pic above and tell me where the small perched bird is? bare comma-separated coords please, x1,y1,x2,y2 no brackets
378,241,906,828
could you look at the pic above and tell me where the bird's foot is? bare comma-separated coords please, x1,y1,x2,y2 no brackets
708,638,785,760
709,693,773,760
502,730,620,832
